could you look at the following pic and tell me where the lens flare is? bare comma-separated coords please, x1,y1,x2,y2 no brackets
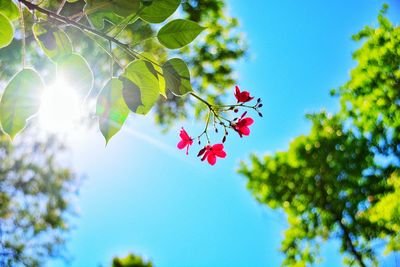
39,79,82,133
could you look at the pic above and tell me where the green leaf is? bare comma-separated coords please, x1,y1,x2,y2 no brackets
87,10,122,30
33,23,73,62
139,0,180,23
157,19,205,49
57,53,94,100
0,12,13,49
84,0,141,28
121,59,160,115
0,0,19,21
162,58,192,96
141,52,166,98
96,78,130,144
0,69,44,140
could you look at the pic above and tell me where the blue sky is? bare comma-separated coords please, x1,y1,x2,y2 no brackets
48,1,399,266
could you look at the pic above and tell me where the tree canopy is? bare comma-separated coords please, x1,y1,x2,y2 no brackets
239,6,400,267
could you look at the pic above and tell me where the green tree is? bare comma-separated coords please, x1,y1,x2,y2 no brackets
0,130,78,267
112,253,153,267
239,6,399,267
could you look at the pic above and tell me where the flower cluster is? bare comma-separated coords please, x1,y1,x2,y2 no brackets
177,86,263,166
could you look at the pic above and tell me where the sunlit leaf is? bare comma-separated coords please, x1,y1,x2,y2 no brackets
97,78,130,145
139,0,180,23
0,69,44,140
87,10,122,29
57,53,93,100
0,12,13,49
141,52,166,98
84,0,141,28
162,58,192,96
33,23,73,62
157,19,205,49
0,0,19,21
121,59,160,115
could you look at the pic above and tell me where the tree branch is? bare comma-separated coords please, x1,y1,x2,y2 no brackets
17,0,139,60
338,219,367,267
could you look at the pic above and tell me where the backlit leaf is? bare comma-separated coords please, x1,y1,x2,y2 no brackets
0,69,44,140
139,0,180,23
141,52,166,98
96,78,129,144
157,19,205,49
162,58,192,96
0,0,19,21
84,0,141,28
57,53,94,100
0,12,13,49
121,60,159,115
33,23,73,62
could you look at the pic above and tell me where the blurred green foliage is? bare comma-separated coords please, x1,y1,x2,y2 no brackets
239,6,399,267
0,131,78,267
112,253,153,267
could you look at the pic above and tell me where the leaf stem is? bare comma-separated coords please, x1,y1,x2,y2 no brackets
109,41,113,77
56,0,67,14
19,2,26,69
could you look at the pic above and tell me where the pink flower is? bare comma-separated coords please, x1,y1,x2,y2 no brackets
234,86,254,103
198,144,227,166
233,112,254,137
177,128,193,155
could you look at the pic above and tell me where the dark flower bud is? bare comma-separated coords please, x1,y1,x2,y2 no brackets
258,112,263,117
222,136,227,143
197,147,207,157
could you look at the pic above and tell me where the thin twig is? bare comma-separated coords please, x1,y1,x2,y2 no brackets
56,0,67,14
19,2,26,68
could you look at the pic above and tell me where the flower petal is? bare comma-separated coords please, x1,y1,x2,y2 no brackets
243,117,254,126
241,126,251,136
215,150,226,158
177,140,187,149
212,144,224,151
207,154,217,165
180,128,190,140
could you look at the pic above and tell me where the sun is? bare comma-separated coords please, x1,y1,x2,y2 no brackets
39,79,83,134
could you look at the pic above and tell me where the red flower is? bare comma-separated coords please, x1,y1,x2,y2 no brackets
233,112,254,137
177,128,193,155
198,144,227,166
234,86,254,103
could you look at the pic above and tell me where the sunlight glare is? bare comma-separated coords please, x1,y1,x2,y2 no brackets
39,79,83,134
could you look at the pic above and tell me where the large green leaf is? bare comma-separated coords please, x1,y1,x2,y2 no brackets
139,0,180,23
0,69,44,140
33,23,73,62
157,19,205,49
0,0,19,21
141,52,166,98
96,78,129,144
0,12,13,49
121,60,160,115
57,53,94,100
162,58,192,96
